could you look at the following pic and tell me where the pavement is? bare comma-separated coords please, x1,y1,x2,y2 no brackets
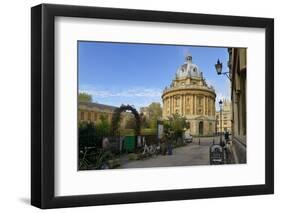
119,136,222,169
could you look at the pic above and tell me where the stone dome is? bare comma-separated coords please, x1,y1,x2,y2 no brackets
176,55,202,79
162,54,216,137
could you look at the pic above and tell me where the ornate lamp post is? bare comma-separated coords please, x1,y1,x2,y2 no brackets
219,99,223,146
215,58,230,147
215,59,231,80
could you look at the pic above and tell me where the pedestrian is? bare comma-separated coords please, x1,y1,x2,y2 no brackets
224,131,229,142
102,137,110,150
166,129,173,155
167,140,172,155
137,135,142,148
160,138,167,155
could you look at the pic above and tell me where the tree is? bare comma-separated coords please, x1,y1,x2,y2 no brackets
79,92,92,102
140,112,149,128
125,115,137,129
95,115,111,137
79,121,99,149
166,113,187,143
147,102,162,129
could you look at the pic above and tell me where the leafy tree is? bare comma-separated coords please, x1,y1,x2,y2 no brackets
79,92,92,102
79,121,100,149
166,113,187,142
140,112,149,128
125,115,137,129
147,102,162,129
79,115,111,150
95,114,111,137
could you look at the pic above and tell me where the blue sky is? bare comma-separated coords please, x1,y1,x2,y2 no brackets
78,41,230,111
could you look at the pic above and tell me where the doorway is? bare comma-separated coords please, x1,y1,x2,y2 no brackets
199,121,204,135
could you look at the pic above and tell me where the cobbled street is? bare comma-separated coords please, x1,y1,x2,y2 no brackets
119,136,221,169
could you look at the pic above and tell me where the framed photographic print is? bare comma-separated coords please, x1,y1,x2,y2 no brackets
31,3,274,209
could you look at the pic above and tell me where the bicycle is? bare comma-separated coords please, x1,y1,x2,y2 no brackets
79,146,112,170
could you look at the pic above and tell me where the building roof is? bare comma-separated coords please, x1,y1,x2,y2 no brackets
79,101,117,111
176,55,203,79
162,55,215,94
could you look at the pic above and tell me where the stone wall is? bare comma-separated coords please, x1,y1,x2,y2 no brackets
232,136,247,163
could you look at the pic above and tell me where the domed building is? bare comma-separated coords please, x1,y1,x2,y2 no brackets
162,55,216,136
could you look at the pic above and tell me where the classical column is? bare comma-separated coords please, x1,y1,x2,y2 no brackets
210,99,212,116
205,97,208,115
208,97,210,115
192,95,195,115
169,96,172,115
182,94,184,116
203,96,206,115
213,99,216,116
179,96,181,114
169,96,171,115
209,98,212,116
169,96,171,116
163,98,166,117
183,94,186,116
210,97,212,116
206,97,209,116
171,96,175,115
194,95,197,115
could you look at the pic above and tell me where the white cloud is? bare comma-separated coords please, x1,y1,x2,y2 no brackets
216,92,230,102
205,79,215,87
79,85,163,110
215,92,231,111
80,87,162,98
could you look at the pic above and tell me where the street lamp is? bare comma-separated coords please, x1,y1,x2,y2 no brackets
219,99,223,146
215,59,222,74
215,59,231,80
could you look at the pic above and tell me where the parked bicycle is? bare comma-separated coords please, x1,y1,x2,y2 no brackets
140,136,160,156
79,146,112,170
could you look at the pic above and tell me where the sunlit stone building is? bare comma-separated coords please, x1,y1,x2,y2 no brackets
216,99,232,134
162,55,216,136
78,102,131,128
228,48,247,163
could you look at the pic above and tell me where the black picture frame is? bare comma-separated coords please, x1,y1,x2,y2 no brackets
31,3,274,209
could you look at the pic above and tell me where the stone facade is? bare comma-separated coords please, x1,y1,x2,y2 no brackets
228,48,247,163
78,102,131,128
162,55,216,136
216,99,232,134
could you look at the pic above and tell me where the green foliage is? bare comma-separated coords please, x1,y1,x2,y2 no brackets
146,102,162,129
125,116,137,129
140,113,149,128
164,113,187,141
112,104,141,136
79,116,111,150
120,128,156,136
79,92,92,102
107,159,121,168
141,128,157,135
95,115,111,137
120,129,135,136
128,153,139,161
79,121,100,148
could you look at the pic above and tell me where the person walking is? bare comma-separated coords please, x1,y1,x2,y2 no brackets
166,129,173,155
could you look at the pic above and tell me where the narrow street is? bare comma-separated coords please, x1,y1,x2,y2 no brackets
119,136,221,169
